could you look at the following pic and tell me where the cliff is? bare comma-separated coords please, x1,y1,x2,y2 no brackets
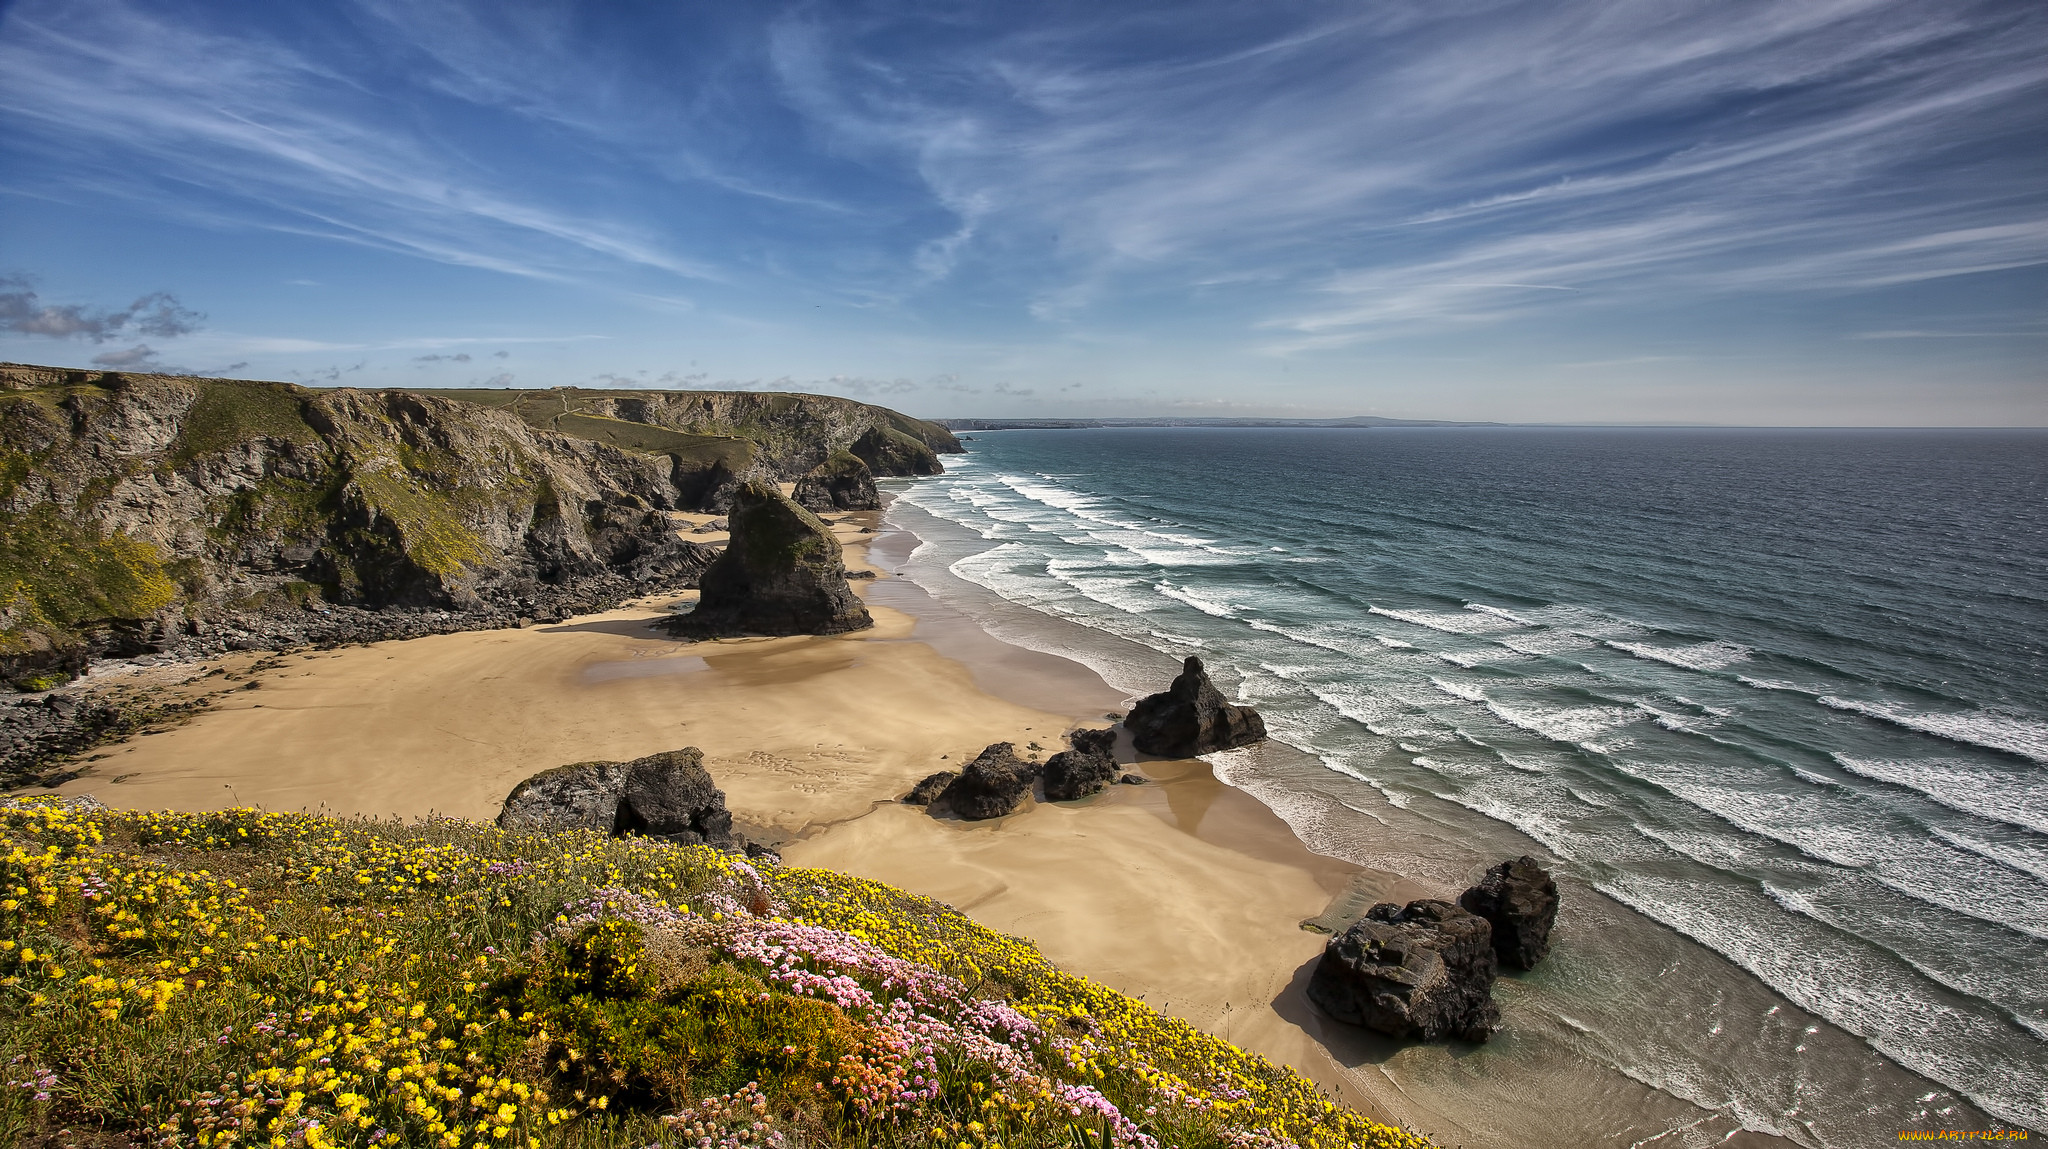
419,386,960,509
0,364,950,689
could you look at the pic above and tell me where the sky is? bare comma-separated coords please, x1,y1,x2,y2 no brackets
0,0,2042,424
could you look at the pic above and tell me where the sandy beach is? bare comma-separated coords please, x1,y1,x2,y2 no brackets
27,508,1436,1132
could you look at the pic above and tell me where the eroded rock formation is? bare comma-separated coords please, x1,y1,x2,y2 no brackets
793,451,881,512
1126,656,1267,757
662,481,873,638
931,742,1038,820
497,747,740,849
1459,855,1560,969
1306,899,1501,1042
1042,727,1120,801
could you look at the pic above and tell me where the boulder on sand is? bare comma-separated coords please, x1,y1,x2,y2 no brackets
793,450,881,512
1459,855,1560,969
1042,727,1120,801
1126,656,1266,757
616,748,739,847
497,747,741,850
931,742,1038,820
662,481,872,638
497,760,629,835
1305,899,1501,1042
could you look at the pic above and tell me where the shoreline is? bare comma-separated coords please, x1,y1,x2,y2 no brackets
15,505,1432,1132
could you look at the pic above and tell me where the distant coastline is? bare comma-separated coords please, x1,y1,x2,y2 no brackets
936,415,1487,430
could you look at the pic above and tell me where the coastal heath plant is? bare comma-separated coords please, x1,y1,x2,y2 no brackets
0,798,1433,1149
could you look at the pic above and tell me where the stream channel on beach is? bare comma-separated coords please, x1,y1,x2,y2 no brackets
871,426,2047,1147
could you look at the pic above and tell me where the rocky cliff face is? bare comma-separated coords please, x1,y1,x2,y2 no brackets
662,481,873,638
416,385,960,509
0,365,718,688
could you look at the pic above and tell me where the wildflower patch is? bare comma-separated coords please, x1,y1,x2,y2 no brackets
0,797,1432,1149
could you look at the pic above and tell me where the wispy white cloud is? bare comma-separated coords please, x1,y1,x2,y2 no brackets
0,1,722,285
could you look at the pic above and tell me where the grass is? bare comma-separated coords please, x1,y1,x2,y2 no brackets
0,799,1433,1149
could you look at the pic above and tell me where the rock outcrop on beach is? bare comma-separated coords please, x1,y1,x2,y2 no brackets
1459,855,1560,969
1306,899,1501,1043
1042,727,1120,801
793,450,881,512
497,747,740,849
901,770,958,805
930,742,1038,820
661,482,872,638
1126,656,1267,757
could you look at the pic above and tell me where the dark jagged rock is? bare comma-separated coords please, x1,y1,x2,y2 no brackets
1043,727,1120,801
616,747,740,848
902,770,958,805
496,747,741,849
1126,656,1267,757
1459,855,1560,969
662,482,873,638
1306,899,1500,1042
793,450,881,512
932,742,1037,820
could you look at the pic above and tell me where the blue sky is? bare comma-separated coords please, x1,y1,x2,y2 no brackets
0,0,2042,424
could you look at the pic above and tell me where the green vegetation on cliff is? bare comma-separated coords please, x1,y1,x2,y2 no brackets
0,499,178,688
168,379,320,467
0,799,1432,1149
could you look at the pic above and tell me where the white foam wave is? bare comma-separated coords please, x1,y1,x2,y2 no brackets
1608,639,1754,671
1736,675,1805,692
1465,602,1530,625
1429,676,1489,704
1154,581,1236,617
1368,605,1524,635
1832,755,2048,836
1372,635,1415,649
1484,699,1639,745
1930,827,2048,884
1413,755,1489,779
1819,698,2048,764
1498,631,1598,656
1435,651,1489,668
1594,872,2048,1128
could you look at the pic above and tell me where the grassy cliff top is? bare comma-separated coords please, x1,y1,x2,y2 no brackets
0,798,1430,1149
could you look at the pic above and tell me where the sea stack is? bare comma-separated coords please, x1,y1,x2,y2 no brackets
497,747,741,850
1126,656,1267,756
663,481,873,637
1459,855,1560,969
1306,899,1501,1042
793,450,881,511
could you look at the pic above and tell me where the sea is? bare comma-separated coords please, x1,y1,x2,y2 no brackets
878,426,2048,1146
